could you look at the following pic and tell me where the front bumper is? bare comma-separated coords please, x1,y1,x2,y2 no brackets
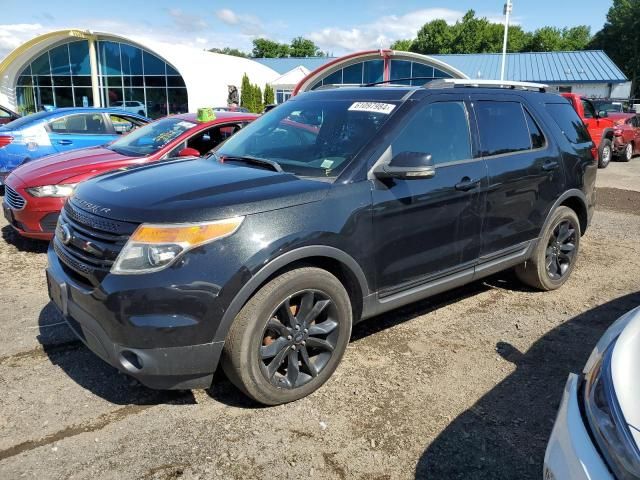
544,373,613,480
46,246,224,390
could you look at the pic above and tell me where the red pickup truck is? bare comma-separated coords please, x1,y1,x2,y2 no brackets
561,93,616,168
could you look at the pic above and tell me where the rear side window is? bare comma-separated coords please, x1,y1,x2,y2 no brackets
391,101,472,164
546,103,592,144
524,108,545,149
475,101,530,156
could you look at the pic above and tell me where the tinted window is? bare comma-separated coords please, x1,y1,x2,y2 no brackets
49,114,107,134
109,115,144,134
524,108,545,149
476,101,530,156
392,101,471,164
546,103,592,144
107,117,196,157
581,99,596,119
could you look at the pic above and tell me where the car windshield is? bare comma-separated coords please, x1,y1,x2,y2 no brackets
216,98,397,178
107,117,197,157
0,110,52,130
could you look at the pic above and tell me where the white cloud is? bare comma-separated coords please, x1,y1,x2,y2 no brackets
215,8,264,36
0,23,46,60
307,8,518,53
168,8,208,32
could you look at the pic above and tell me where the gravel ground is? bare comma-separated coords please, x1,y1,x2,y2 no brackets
0,175,639,480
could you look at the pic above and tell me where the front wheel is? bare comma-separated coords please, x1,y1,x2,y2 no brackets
222,267,352,405
598,139,612,168
515,206,580,291
621,142,633,162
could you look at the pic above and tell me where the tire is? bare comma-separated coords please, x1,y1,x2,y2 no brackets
222,267,352,405
621,142,633,162
598,138,612,168
138,110,145,116
515,206,580,291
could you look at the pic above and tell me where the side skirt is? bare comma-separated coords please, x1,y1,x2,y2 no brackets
360,239,537,321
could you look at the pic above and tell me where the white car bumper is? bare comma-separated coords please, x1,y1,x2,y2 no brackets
544,373,613,480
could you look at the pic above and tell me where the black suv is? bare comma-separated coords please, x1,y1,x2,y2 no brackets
47,81,597,405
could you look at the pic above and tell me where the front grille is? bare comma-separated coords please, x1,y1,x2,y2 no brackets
54,200,137,284
4,185,26,210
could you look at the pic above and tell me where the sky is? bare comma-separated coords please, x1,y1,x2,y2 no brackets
0,0,613,60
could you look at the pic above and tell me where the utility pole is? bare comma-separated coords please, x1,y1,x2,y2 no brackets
500,0,513,82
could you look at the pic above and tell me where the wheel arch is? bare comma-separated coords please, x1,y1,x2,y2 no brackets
213,246,370,343
601,128,615,143
543,189,589,237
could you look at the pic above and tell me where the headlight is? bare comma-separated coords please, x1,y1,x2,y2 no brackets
111,216,244,274
583,340,640,480
26,183,76,197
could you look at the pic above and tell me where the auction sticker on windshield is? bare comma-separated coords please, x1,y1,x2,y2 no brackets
348,102,395,114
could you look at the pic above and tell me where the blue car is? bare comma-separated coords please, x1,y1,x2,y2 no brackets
0,108,149,183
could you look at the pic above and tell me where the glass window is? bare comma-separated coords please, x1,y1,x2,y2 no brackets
107,117,196,156
34,76,52,87
217,98,396,178
49,113,107,134
73,87,93,108
104,87,123,106
69,41,90,75
37,87,55,108
581,99,596,119
49,44,70,75
109,114,145,134
322,70,342,86
166,64,180,76
105,76,123,87
390,60,411,85
120,44,143,75
17,75,33,86
144,76,166,88
342,63,363,84
433,68,450,78
143,51,165,75
52,76,72,86
363,60,383,84
124,76,145,87
167,76,186,87
99,41,121,75
411,63,434,85
392,101,471,164
546,103,592,144
54,87,74,107
145,88,168,119
71,76,92,87
524,108,545,149
475,101,531,156
31,52,51,75
167,88,188,114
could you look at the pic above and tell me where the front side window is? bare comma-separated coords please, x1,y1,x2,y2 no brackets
581,99,596,119
49,114,107,134
217,99,396,178
106,117,196,157
109,114,145,135
475,101,531,157
391,101,471,164
546,103,592,144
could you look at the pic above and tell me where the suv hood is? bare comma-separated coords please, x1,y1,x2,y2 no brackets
72,157,331,223
11,146,135,185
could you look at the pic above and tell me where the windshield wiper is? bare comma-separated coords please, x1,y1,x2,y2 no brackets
217,154,283,173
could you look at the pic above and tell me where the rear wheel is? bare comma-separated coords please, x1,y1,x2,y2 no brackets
515,206,580,291
598,139,612,168
222,267,352,405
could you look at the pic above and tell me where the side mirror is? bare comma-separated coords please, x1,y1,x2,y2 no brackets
178,147,201,157
374,152,435,179
598,110,609,118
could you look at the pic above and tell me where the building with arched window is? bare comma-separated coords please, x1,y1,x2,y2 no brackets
0,29,279,118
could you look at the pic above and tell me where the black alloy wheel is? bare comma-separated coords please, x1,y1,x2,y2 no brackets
545,220,577,280
260,290,339,389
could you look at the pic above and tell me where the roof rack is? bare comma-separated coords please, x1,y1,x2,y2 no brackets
425,78,548,92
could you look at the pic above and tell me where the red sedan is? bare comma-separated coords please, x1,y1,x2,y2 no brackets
610,113,640,162
3,111,257,240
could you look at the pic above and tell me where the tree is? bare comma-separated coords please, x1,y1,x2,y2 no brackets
526,27,564,52
561,26,592,51
240,73,252,110
208,47,249,58
390,39,413,51
411,19,454,54
264,84,275,105
290,37,321,57
589,0,640,97
252,38,290,58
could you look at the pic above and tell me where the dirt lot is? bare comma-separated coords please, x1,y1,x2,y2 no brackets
1,172,640,479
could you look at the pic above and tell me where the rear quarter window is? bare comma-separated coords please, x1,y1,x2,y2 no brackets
546,103,592,144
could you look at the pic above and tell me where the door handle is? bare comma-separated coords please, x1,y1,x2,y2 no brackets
57,139,73,145
455,177,480,192
542,161,559,171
